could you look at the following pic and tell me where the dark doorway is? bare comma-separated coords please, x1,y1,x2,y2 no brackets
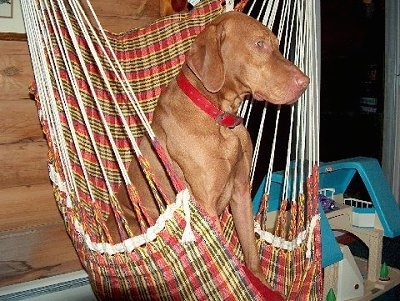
320,0,385,163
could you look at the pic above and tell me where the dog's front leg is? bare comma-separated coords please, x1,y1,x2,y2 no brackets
230,175,262,278
229,129,263,280
230,155,284,300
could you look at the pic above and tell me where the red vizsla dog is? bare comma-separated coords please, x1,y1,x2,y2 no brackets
111,11,309,293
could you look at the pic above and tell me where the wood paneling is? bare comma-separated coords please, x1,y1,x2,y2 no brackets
82,0,160,32
0,184,58,232
0,223,81,287
0,141,49,189
0,100,43,144
0,41,34,100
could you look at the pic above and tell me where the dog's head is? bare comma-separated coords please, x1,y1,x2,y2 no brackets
186,11,309,105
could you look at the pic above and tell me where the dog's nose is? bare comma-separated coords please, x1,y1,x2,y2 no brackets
295,73,310,89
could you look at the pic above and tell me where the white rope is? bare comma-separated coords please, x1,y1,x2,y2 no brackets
298,0,309,190
21,0,193,246
181,193,196,242
278,0,297,197
81,0,157,141
44,0,101,204
250,105,266,185
189,0,202,7
22,0,320,251
74,0,197,238
282,107,295,202
264,109,280,195
225,0,234,12
251,0,320,205
306,214,320,259
64,0,142,191
287,0,305,201
254,213,320,255
21,0,81,207
74,189,193,254
310,0,320,165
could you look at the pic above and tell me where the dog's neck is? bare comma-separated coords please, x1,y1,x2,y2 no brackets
176,70,243,128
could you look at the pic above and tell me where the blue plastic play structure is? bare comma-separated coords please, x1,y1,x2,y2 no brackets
319,157,400,238
252,157,400,269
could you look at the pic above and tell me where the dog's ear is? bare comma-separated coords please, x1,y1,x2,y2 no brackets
186,24,225,93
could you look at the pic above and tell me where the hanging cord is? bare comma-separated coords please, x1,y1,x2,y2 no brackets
67,0,168,234
22,0,196,248
22,0,122,246
48,0,139,242
21,0,93,216
79,0,194,241
251,0,321,249
24,2,317,252
80,0,187,194
75,0,194,242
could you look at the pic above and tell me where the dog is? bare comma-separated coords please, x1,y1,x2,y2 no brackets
110,11,309,291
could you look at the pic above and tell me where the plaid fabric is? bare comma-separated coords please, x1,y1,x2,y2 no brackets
69,201,276,300
30,0,322,299
36,0,227,227
36,0,274,299
257,168,322,301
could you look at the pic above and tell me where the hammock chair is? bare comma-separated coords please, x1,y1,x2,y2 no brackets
22,0,321,299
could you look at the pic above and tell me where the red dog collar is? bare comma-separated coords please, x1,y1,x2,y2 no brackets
176,72,243,128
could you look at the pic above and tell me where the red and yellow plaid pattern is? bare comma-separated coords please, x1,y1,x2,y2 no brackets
31,0,322,299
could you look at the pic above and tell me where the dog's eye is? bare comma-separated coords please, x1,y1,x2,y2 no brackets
256,40,265,48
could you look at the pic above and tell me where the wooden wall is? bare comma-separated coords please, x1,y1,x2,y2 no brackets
0,0,160,287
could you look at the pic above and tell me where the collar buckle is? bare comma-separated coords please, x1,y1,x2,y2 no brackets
216,112,243,128
177,72,243,129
